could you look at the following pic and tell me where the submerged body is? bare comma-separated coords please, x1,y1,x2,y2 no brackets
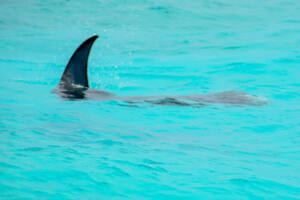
52,35,267,107
53,86,267,106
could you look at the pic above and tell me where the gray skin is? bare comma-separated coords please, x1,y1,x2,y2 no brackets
52,35,267,107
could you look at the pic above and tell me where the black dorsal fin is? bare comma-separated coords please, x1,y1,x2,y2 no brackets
59,35,98,88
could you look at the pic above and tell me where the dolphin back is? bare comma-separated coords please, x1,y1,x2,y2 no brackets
59,35,98,88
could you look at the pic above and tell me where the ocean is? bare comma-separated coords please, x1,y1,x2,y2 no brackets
1,0,300,199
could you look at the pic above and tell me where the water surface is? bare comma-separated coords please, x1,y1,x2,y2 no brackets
1,0,300,199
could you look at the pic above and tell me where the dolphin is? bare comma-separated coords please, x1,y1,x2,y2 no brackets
52,35,267,106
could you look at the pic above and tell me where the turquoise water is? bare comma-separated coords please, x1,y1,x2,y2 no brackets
1,0,300,199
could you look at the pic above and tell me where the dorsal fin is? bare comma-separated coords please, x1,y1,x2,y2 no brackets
59,35,98,88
